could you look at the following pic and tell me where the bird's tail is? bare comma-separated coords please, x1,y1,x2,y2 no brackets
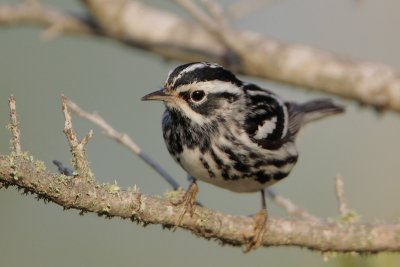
286,99,344,135
297,98,345,125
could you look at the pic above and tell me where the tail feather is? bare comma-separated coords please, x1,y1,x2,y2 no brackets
286,99,344,136
297,99,345,124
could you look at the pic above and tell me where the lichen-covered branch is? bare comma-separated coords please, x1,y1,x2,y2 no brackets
0,155,400,252
8,95,22,154
61,96,93,179
0,96,399,253
1,2,400,113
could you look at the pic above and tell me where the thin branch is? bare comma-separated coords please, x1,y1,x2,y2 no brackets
173,0,221,34
61,96,93,179
66,100,180,190
335,174,348,217
334,174,359,223
201,0,229,27
173,0,244,56
266,189,320,222
8,95,22,154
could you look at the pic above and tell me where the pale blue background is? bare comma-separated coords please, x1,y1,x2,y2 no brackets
0,0,399,266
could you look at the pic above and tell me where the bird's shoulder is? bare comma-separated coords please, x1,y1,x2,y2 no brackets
240,83,292,150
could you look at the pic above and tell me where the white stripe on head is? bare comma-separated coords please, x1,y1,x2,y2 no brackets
166,62,222,88
174,80,242,95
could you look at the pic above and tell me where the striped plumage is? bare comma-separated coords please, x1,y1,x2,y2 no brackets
143,62,344,193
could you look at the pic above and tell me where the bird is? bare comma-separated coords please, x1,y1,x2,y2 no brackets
142,62,344,251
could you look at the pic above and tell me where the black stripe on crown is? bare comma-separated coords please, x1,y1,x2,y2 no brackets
166,62,242,89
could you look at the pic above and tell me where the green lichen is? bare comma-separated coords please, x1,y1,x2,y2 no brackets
339,210,360,224
102,203,111,213
128,184,140,193
18,151,31,160
7,154,15,166
49,184,61,195
34,159,46,172
107,181,120,195
367,233,375,246
56,174,70,184
11,169,19,181
164,188,185,204
139,201,146,213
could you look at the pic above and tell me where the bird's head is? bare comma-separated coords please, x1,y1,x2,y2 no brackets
142,62,244,124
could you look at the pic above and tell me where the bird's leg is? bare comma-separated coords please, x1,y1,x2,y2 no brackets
244,189,268,252
173,177,199,231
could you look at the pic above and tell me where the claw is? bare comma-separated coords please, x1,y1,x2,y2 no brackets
173,181,199,231
244,208,268,252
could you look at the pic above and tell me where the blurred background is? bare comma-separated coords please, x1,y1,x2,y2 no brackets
0,0,399,266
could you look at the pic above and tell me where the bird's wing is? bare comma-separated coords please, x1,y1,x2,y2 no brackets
242,84,290,150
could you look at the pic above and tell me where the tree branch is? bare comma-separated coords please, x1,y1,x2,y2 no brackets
1,2,400,113
1,96,399,253
1,155,400,252
61,96,94,179
0,2,96,38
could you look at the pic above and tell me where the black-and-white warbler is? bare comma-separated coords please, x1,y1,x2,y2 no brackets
142,62,344,250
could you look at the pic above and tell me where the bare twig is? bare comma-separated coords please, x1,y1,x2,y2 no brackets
335,174,348,217
173,0,247,60
173,0,253,66
8,95,22,154
201,0,229,27
173,0,220,33
334,175,359,223
66,100,180,190
61,96,93,179
266,189,320,222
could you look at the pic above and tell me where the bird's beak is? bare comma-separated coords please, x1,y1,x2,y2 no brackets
141,88,172,102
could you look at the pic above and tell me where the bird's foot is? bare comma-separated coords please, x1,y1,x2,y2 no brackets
244,208,268,252
173,181,199,231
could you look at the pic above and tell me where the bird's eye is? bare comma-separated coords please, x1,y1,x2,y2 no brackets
190,90,206,102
